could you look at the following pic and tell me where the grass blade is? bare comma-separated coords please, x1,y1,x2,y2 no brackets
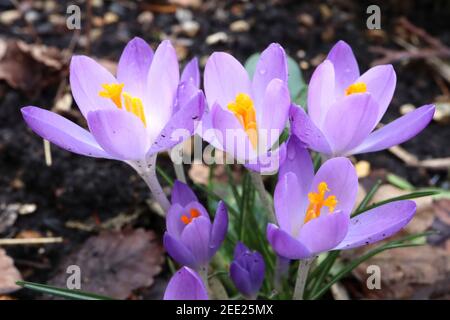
16,281,114,300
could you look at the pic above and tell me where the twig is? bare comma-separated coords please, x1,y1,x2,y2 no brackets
0,237,63,245
43,139,52,166
389,145,450,169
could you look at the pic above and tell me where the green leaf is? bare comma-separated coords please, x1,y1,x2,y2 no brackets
16,281,114,300
244,53,306,100
386,173,415,190
353,179,382,216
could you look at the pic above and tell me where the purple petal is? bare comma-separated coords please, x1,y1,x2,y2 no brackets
244,142,286,174
233,241,249,259
266,224,311,259
278,136,314,190
274,172,308,235
21,106,111,159
230,262,252,297
163,233,198,269
357,65,396,123
147,91,205,155
171,180,198,206
166,203,185,239
327,40,360,97
209,201,228,255
322,93,379,155
252,43,288,109
312,157,358,215
210,104,257,161
307,60,335,127
204,52,251,108
258,79,290,152
145,40,180,134
248,251,265,294
164,267,208,300
117,37,153,98
298,211,349,254
181,57,200,88
290,105,332,155
335,200,416,250
350,104,435,155
69,56,117,118
87,109,151,161
181,216,212,267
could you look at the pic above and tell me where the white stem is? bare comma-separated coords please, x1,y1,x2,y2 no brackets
293,258,314,300
198,265,209,292
173,161,187,183
128,155,171,212
249,171,275,223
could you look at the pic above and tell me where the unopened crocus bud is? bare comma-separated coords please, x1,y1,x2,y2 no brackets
164,267,208,300
230,242,265,299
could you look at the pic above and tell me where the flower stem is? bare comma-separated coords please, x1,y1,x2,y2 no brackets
172,160,187,183
292,258,314,300
249,171,275,223
198,265,209,293
274,255,290,291
129,156,171,212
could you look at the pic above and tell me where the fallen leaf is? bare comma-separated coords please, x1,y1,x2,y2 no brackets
49,229,164,299
0,248,22,294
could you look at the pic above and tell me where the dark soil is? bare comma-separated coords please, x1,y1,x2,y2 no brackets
0,0,448,299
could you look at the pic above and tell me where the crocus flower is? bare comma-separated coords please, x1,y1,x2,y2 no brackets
290,40,435,157
163,181,228,270
21,37,204,166
230,242,265,299
164,267,208,300
201,43,291,173
267,137,417,259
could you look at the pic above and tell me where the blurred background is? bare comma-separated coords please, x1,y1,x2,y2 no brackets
0,0,449,300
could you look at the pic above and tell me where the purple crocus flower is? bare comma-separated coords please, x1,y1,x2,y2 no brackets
201,43,291,173
290,40,435,157
230,242,265,299
163,181,228,270
21,37,204,164
267,137,417,259
164,267,208,300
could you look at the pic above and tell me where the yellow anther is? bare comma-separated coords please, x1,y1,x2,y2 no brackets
227,93,258,149
304,181,338,223
180,208,201,225
122,92,147,127
345,82,367,96
99,83,124,108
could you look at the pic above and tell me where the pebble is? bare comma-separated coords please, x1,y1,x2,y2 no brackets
229,20,250,32
297,13,314,27
104,12,119,24
0,10,20,25
181,21,200,37
400,103,416,115
137,11,154,25
206,32,228,45
355,161,371,178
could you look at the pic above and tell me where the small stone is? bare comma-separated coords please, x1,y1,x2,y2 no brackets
400,103,416,115
433,101,450,124
229,20,250,32
181,20,200,37
310,53,326,67
24,10,40,23
104,12,119,24
297,13,314,27
299,60,309,70
296,49,306,59
206,32,228,45
53,92,72,112
92,0,104,8
48,14,65,26
319,4,333,20
0,10,20,25
355,160,371,178
175,8,193,23
18,204,37,215
137,11,154,25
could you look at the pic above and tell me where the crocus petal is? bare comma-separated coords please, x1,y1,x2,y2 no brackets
87,109,151,161
258,79,290,152
298,211,349,254
145,40,180,133
335,200,416,250
307,60,335,127
266,224,311,260
278,136,314,189
163,233,198,269
357,65,396,123
349,104,435,155
117,37,153,98
230,262,252,297
166,203,186,239
147,91,205,155
252,43,288,109
210,104,257,161
327,40,360,97
164,267,208,300
322,93,379,155
311,157,358,215
290,105,333,155
21,106,111,159
248,251,265,294
209,201,228,254
233,242,249,259
181,57,200,88
181,216,212,266
204,52,251,108
244,142,286,174
171,180,198,206
274,172,307,235
69,56,118,118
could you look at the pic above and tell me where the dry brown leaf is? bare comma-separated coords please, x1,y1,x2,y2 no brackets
0,38,65,96
0,248,22,294
49,229,164,299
